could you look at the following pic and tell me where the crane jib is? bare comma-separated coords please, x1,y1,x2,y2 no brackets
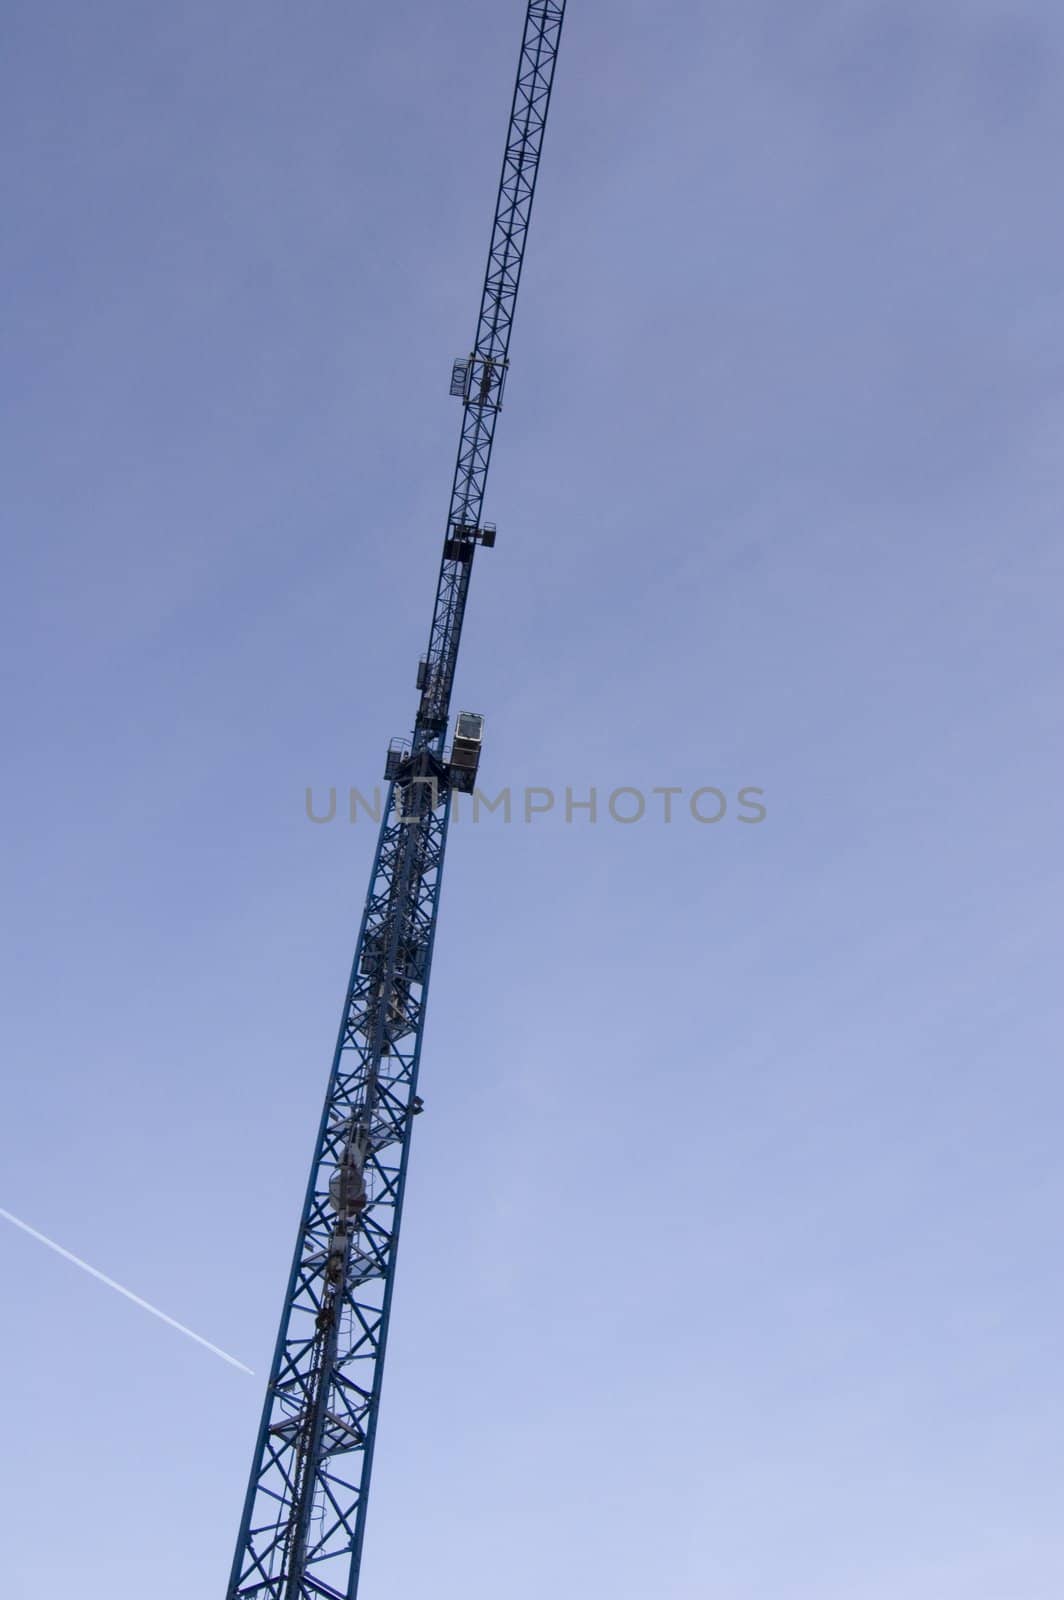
225,5,567,1599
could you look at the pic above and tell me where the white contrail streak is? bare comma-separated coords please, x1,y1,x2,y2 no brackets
0,1206,253,1376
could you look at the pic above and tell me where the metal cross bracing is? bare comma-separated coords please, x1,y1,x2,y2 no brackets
418,0,565,749
226,5,566,1598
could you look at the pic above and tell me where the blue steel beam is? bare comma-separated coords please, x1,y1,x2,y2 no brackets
226,5,566,1597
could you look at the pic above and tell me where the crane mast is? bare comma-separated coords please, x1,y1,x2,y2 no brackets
226,5,567,1597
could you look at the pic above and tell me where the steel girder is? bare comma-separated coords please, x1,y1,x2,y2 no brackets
228,778,450,1600
418,0,566,747
227,4,566,1597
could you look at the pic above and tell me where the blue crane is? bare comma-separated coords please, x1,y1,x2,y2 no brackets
226,5,567,1596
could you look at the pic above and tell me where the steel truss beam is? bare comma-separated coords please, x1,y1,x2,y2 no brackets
227,5,566,1598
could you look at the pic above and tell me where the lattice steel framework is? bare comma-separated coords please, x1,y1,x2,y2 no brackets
226,6,566,1598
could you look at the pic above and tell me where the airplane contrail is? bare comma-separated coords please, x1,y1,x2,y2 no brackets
0,1206,253,1376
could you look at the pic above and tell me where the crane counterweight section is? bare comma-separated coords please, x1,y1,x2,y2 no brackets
447,711,485,794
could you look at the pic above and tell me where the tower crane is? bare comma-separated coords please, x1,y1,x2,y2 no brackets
226,5,567,1596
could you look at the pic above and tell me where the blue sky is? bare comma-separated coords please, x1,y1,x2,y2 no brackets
2,1,1063,1595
